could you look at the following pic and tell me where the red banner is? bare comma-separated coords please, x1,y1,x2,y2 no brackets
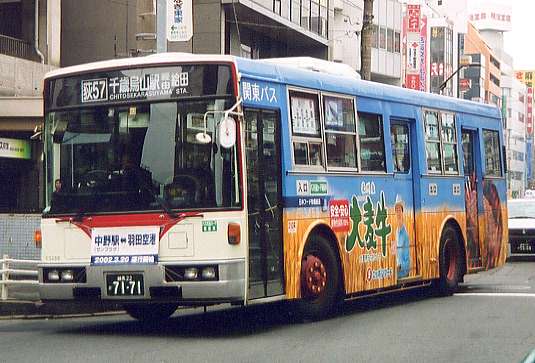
407,5,420,32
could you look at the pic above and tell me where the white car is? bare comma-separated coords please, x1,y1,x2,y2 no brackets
508,198,535,257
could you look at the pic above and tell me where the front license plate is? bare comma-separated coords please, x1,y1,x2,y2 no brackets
106,273,144,297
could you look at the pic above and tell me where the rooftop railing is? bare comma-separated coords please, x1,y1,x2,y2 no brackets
0,34,40,62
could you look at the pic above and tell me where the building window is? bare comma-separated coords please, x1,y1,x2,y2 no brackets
371,24,378,48
323,95,357,168
310,0,320,34
240,44,252,59
387,28,394,52
319,0,328,38
358,112,386,172
291,0,300,24
273,0,281,15
394,31,400,53
301,0,310,30
379,27,386,49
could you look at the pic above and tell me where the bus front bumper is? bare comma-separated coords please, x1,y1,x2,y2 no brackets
38,259,245,304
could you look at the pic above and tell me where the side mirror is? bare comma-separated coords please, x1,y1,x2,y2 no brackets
195,132,212,144
218,116,236,149
52,120,68,143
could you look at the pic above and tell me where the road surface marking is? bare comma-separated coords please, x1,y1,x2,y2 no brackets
455,292,535,298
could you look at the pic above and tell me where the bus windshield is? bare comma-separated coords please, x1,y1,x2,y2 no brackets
44,99,242,214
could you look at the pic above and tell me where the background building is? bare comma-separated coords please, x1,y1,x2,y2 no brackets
371,0,403,85
502,62,528,198
0,0,60,259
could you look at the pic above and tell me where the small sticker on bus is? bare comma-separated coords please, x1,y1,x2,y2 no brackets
202,220,217,232
288,220,297,234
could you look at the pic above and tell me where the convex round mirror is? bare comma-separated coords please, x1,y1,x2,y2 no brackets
219,116,236,149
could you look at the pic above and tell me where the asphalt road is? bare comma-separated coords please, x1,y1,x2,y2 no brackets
1,261,534,363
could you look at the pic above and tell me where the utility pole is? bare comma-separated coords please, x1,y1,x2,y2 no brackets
360,0,374,81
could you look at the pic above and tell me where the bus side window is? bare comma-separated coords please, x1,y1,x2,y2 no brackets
357,112,386,172
482,129,502,177
289,90,324,168
390,123,410,173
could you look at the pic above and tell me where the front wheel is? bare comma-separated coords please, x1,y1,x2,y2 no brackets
296,234,342,320
436,225,463,296
124,303,178,323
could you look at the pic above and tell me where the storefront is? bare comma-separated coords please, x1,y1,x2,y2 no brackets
0,97,44,214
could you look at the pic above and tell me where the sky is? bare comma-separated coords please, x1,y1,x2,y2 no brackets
503,0,535,69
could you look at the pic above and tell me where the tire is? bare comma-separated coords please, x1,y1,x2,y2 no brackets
124,303,178,323
296,234,342,320
436,225,463,296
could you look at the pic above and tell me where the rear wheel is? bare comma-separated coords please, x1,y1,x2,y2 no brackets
124,303,178,323
296,234,342,320
436,225,463,296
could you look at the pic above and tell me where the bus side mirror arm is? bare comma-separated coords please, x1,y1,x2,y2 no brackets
196,98,243,144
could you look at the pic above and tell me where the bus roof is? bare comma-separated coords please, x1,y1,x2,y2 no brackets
45,52,501,120
235,57,502,120
44,52,237,80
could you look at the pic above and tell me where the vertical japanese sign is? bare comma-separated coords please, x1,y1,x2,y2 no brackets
167,0,193,42
405,5,421,90
527,87,533,136
419,16,427,92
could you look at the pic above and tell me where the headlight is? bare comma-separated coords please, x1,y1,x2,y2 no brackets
184,267,198,280
201,267,216,280
60,269,74,282
47,270,60,281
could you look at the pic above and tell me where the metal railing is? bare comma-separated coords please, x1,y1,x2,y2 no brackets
0,254,38,301
0,34,38,61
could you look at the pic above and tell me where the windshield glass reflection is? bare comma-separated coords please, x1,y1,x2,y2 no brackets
45,100,241,214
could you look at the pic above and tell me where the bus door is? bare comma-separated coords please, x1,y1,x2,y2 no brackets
461,128,482,269
390,119,419,279
244,108,284,299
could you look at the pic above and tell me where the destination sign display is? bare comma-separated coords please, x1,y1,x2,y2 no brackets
46,64,233,109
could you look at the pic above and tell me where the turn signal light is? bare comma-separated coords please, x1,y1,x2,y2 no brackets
34,229,42,248
228,223,241,245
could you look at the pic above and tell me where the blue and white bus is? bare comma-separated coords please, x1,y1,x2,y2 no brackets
38,53,507,321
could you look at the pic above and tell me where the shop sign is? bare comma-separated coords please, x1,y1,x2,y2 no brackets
167,0,193,42
0,138,31,160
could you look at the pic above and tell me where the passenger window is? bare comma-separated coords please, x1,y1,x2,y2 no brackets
358,112,386,172
441,112,458,174
323,95,357,168
483,129,502,177
289,90,324,167
390,123,410,173
424,111,442,173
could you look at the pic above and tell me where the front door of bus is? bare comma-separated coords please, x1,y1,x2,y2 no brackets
244,109,284,299
461,129,482,269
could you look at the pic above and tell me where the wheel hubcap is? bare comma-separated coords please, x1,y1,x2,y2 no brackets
301,254,327,297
